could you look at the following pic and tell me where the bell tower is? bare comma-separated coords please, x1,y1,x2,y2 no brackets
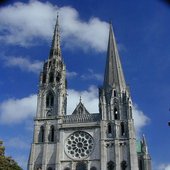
99,24,139,170
37,15,67,118
28,15,67,170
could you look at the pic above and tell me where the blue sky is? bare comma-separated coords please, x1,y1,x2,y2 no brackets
0,0,170,169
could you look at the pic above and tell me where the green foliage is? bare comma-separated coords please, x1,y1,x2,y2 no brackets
0,140,22,170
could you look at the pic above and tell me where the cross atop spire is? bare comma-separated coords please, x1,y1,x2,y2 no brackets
103,23,126,92
49,14,62,59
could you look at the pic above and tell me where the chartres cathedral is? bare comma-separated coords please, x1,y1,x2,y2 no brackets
28,16,152,170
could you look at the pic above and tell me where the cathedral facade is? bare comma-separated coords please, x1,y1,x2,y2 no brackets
28,16,151,170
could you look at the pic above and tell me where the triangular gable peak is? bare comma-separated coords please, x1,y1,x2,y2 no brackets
72,101,90,115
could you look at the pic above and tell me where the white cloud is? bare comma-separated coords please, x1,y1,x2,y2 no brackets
67,70,78,78
0,86,149,136
0,94,37,124
3,56,43,73
0,1,109,52
157,164,170,170
81,69,103,81
132,104,150,136
67,85,99,114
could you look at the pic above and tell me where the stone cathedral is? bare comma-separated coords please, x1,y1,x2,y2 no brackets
28,16,152,170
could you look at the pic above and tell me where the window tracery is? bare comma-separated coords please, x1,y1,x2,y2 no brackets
65,131,94,159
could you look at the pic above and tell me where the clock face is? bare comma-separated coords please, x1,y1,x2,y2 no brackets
65,131,94,160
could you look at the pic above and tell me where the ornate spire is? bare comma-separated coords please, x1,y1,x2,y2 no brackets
103,23,126,92
49,14,62,59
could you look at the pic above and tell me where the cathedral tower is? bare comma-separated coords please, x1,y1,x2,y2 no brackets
99,24,139,170
28,16,151,170
28,15,67,170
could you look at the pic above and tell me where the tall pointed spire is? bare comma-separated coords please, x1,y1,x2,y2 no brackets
103,23,126,92
49,14,62,59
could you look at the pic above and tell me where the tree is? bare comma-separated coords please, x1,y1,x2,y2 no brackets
0,140,22,170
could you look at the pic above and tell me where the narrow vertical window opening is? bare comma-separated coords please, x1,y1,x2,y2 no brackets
46,92,54,108
49,72,54,83
39,126,44,143
121,122,125,136
114,90,117,97
114,108,118,120
42,74,46,83
108,124,112,134
49,125,55,142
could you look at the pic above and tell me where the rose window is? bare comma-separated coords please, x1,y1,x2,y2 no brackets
65,131,94,159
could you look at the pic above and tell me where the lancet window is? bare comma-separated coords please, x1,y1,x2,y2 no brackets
49,125,55,142
46,92,54,108
49,72,54,83
121,122,125,136
38,126,45,143
108,124,112,134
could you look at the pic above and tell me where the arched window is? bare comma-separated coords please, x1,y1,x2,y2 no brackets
49,125,55,142
76,162,87,170
46,92,54,108
90,167,97,170
107,161,115,170
38,126,44,143
114,108,119,120
121,122,125,136
108,124,112,134
121,160,127,170
49,72,54,83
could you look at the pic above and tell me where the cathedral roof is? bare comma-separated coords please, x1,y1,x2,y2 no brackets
72,99,90,115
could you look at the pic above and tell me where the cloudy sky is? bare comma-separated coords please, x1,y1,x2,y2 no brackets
0,0,170,169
